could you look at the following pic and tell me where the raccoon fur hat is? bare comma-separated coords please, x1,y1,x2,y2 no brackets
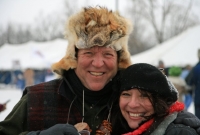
51,6,133,75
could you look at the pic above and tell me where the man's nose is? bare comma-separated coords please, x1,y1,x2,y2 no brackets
92,54,104,67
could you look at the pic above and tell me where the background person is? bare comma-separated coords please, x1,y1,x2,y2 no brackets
157,60,169,76
168,66,189,104
0,104,6,112
186,48,200,118
181,64,192,79
23,68,35,87
112,63,199,135
180,64,193,110
0,100,10,112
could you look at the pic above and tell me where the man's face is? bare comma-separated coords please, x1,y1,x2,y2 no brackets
75,46,118,91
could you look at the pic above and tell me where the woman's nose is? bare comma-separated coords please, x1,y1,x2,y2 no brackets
128,96,140,108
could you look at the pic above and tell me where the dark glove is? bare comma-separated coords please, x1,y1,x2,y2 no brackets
27,124,79,135
174,111,200,134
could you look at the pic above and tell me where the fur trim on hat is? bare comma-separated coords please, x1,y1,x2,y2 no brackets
51,6,133,75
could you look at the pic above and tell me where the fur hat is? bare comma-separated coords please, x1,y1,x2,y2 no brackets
51,6,133,75
120,63,178,102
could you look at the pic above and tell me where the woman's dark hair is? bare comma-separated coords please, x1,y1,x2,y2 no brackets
138,89,173,119
111,102,132,135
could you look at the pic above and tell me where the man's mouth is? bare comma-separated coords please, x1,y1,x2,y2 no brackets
90,72,104,76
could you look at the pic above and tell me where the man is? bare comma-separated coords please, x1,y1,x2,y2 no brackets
0,7,133,135
186,49,200,118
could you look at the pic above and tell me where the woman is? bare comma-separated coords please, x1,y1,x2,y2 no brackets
111,63,198,135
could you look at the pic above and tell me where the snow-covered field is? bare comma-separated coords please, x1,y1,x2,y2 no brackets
0,88,195,121
0,88,22,121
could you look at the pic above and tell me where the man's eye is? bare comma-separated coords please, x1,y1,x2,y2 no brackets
84,52,92,55
105,53,114,57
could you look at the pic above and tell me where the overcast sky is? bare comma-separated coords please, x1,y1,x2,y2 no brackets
0,0,199,28
0,0,128,26
0,0,62,25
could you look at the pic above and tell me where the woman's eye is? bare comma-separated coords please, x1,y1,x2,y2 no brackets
121,92,130,96
140,93,148,97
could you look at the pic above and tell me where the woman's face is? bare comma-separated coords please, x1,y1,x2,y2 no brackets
119,89,154,129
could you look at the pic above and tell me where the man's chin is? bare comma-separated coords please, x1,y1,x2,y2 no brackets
87,84,105,91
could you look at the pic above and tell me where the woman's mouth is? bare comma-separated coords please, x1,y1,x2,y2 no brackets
129,112,145,117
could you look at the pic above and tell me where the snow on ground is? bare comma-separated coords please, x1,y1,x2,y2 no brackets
0,88,195,122
188,101,194,114
0,88,22,121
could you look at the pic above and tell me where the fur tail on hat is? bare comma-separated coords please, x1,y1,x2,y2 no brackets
51,57,77,75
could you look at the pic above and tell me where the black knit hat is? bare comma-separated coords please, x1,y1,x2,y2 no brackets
120,63,178,102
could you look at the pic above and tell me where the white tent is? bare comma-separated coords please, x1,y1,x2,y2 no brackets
131,25,200,67
0,39,68,70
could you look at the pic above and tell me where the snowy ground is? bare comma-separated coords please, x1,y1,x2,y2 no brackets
0,88,195,121
0,88,22,121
